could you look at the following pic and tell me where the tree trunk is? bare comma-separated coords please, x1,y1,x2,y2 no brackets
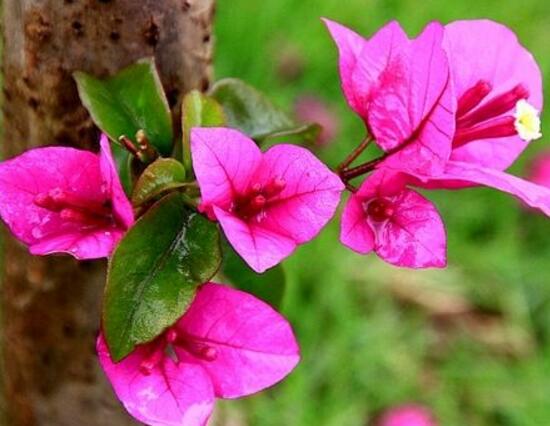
1,1,215,424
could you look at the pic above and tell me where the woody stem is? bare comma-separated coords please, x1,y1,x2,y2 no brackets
340,153,388,182
336,135,372,173
344,182,358,193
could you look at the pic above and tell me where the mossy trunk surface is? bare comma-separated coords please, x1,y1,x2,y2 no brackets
1,1,214,424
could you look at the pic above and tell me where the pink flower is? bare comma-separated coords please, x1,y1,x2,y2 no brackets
378,404,437,426
416,21,550,215
191,127,344,273
97,282,300,426
0,135,133,259
445,20,542,171
323,19,456,176
340,170,446,268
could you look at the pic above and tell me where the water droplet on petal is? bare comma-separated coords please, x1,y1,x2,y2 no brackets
31,227,44,239
201,346,218,361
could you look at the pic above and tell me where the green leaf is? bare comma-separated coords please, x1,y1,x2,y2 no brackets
131,158,187,207
261,122,322,148
104,193,221,361
209,78,319,144
111,143,150,196
222,241,286,309
74,58,173,155
110,143,133,196
181,90,226,172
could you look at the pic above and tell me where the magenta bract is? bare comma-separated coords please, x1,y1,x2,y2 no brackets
324,18,456,176
445,20,542,171
98,283,300,426
421,161,550,216
0,135,133,259
191,127,344,273
414,20,547,207
341,170,446,268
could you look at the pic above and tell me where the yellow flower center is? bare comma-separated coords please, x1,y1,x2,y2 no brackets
514,99,542,142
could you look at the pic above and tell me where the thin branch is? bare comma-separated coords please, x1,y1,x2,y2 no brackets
336,135,373,173
340,154,388,181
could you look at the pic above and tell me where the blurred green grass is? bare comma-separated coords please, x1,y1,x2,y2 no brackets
214,1,550,425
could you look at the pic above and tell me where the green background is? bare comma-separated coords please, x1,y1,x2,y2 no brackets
214,1,550,425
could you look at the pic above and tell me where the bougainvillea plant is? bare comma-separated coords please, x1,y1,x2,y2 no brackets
0,18,549,425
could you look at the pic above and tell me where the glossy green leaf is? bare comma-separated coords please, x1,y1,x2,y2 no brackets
74,58,173,155
104,193,221,361
209,78,320,144
181,90,226,172
261,122,322,147
131,158,187,207
222,241,286,309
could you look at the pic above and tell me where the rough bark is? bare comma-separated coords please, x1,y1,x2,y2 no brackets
1,1,215,424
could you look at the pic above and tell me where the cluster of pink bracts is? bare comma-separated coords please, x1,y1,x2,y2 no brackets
0,134,304,425
0,17,548,426
330,18,548,268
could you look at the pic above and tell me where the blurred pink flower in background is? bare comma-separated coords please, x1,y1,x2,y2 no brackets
528,150,550,188
294,94,340,145
275,43,306,82
378,404,437,426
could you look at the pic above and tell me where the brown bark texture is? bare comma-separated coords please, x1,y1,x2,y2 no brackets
1,0,215,424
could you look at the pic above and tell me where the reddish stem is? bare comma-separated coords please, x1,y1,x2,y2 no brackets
344,182,358,193
136,130,159,164
336,136,372,173
119,135,140,156
340,154,388,181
